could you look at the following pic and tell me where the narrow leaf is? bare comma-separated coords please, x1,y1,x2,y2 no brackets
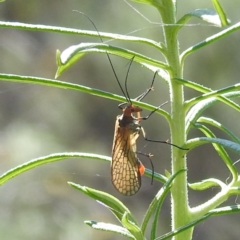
0,21,160,49
0,153,110,185
186,84,240,110
56,43,169,77
0,74,169,119
131,0,158,6
157,213,213,240
181,22,240,60
141,169,186,236
189,178,226,191
211,0,230,26
122,212,145,240
198,117,240,144
158,205,240,239
68,182,138,225
150,169,186,239
85,221,135,239
186,91,240,132
186,137,240,154
174,78,240,114
210,205,240,215
193,123,238,181
178,9,223,27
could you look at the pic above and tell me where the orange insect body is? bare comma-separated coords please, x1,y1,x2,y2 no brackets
111,104,145,196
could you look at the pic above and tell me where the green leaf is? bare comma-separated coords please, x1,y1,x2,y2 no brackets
181,22,240,61
189,178,226,191
188,123,239,182
158,212,213,240
56,43,169,77
141,169,186,237
0,153,110,186
229,187,240,195
84,221,135,239
159,205,240,239
68,183,138,225
198,117,240,144
164,169,171,178
130,0,161,7
178,9,223,28
186,137,240,154
185,84,240,111
185,91,240,132
56,49,86,78
211,0,230,26
145,168,168,184
174,78,240,119
0,21,160,48
122,212,145,240
210,205,240,215
0,73,122,101
150,169,186,239
0,73,170,121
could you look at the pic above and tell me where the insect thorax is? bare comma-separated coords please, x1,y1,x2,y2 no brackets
117,114,141,132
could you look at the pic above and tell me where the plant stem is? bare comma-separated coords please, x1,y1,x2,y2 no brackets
157,1,192,239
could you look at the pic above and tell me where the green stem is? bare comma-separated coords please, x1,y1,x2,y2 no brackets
157,1,191,239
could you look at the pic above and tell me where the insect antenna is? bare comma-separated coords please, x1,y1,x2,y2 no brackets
75,11,130,103
123,57,135,105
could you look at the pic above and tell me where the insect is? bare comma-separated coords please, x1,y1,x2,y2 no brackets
111,67,166,196
80,12,187,196
110,62,187,195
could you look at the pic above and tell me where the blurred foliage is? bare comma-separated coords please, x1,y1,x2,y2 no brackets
0,0,240,239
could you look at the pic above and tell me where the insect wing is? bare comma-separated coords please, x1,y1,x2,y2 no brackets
111,117,144,196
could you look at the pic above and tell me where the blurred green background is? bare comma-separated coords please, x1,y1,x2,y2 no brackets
0,0,240,239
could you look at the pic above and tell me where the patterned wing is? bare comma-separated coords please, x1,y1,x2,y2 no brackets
111,120,144,196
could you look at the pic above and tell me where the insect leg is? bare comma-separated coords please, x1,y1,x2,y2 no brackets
137,151,154,184
139,101,168,121
118,69,160,109
134,70,158,102
140,126,188,150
